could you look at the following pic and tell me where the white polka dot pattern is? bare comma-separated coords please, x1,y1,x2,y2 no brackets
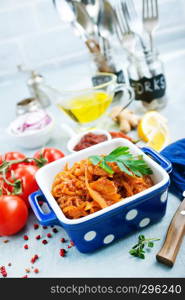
84,231,96,241
160,190,168,203
125,209,138,221
139,218,150,228
103,234,115,244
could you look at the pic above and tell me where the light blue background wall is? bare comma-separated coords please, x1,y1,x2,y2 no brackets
0,0,185,79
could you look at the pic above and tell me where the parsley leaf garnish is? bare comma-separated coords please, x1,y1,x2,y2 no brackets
129,235,160,259
88,146,153,177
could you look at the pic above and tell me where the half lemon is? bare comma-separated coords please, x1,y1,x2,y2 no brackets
137,111,170,151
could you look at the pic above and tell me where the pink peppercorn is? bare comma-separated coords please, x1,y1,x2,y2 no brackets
24,244,29,250
47,233,52,238
34,268,39,274
59,249,66,257
23,235,28,241
52,228,58,233
34,224,39,230
42,239,48,245
43,226,48,229
0,266,7,277
36,235,41,240
61,238,66,243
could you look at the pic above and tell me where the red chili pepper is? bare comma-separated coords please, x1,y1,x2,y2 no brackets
31,254,39,264
23,235,29,241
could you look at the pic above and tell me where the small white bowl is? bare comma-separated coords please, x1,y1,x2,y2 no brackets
7,114,54,150
67,129,112,153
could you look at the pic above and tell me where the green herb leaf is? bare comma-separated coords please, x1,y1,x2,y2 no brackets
88,146,153,177
89,155,102,166
99,160,114,174
129,235,160,259
148,241,154,248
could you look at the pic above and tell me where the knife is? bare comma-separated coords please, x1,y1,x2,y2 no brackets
156,191,185,267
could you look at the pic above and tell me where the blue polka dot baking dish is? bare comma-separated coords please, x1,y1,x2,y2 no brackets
29,138,172,253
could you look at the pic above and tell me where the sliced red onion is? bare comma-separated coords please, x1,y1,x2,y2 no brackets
10,110,52,135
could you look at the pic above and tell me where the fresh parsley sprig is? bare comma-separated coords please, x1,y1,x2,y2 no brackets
88,146,153,177
129,235,160,259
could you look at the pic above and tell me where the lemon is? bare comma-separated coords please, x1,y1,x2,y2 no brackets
138,111,170,151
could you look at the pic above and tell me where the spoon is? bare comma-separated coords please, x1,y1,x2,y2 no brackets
53,0,100,54
72,0,99,39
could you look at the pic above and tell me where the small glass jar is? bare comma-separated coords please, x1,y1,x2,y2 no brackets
16,97,42,116
127,50,167,110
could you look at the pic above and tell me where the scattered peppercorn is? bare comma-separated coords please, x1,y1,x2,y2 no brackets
59,249,66,257
61,238,66,243
42,239,48,245
34,268,39,274
47,233,52,238
8,263,12,267
43,226,48,229
52,228,58,233
36,235,41,240
0,266,7,277
67,245,72,249
70,241,75,246
24,244,29,250
23,235,29,241
34,224,39,230
3,240,9,243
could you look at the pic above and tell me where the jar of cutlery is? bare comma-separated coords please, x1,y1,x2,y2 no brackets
127,50,167,110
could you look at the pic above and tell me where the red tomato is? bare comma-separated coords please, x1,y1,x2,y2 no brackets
5,152,26,161
34,148,65,164
0,154,3,165
0,195,28,236
8,165,38,207
5,151,27,170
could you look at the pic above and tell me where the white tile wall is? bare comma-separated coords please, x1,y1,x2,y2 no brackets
0,0,184,78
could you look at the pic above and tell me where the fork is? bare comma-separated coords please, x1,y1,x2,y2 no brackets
115,0,136,55
142,0,159,51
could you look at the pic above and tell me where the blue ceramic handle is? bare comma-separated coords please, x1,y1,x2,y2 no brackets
142,147,172,174
29,190,58,226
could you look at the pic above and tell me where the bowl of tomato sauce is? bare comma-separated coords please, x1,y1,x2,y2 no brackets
67,129,112,153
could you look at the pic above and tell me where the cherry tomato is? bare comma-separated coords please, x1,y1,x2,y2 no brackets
7,165,38,207
5,152,26,162
0,195,28,236
4,151,27,170
0,154,3,165
34,148,65,164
